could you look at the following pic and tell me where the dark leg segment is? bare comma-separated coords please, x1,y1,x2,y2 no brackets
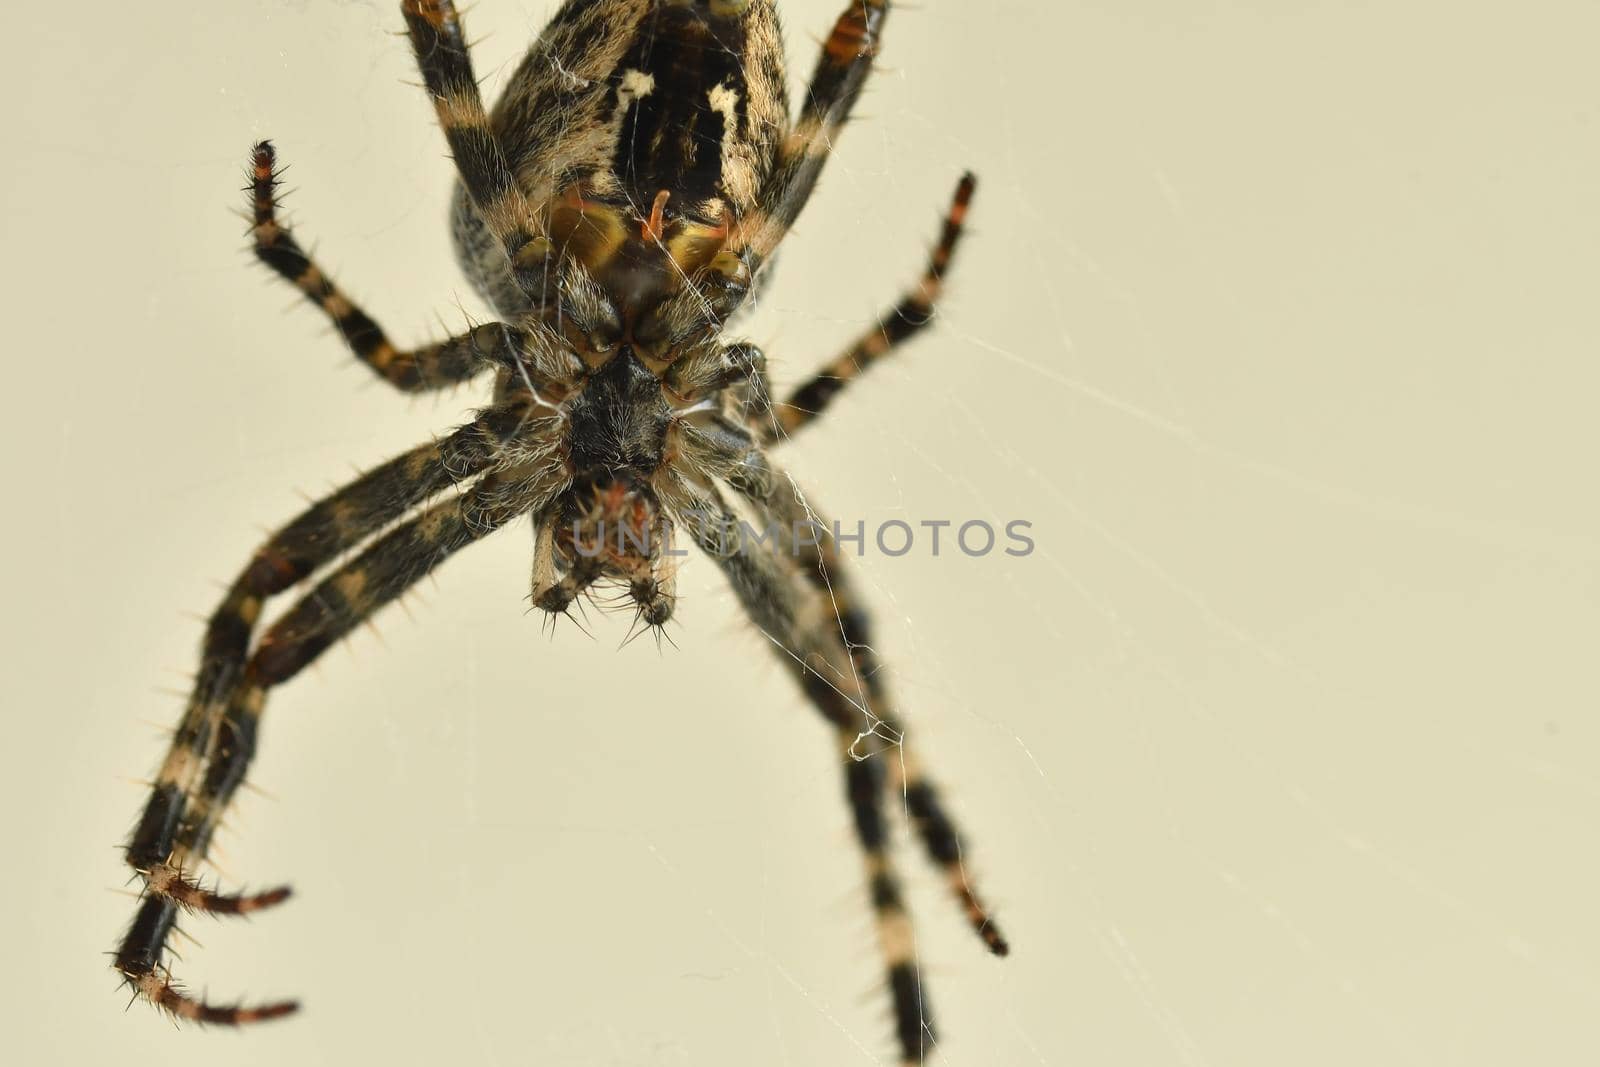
249,142,515,391
762,173,975,444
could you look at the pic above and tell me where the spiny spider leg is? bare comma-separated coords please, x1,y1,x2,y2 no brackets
117,405,544,1022
756,474,1010,955
249,142,519,392
170,465,564,874
666,486,934,1065
141,864,290,915
762,174,977,444
401,0,550,292
724,0,890,287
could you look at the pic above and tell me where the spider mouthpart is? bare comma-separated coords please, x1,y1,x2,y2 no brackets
530,473,676,629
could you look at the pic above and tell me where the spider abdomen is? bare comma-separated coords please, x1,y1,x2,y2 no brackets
451,0,788,319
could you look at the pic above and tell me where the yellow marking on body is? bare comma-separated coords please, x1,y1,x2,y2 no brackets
549,190,628,274
665,218,730,277
513,235,554,270
708,246,751,288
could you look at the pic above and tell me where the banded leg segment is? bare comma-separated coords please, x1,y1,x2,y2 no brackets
762,174,976,444
725,0,890,284
118,466,559,1024
249,142,514,392
756,474,1010,957
117,474,550,1024
116,406,541,1022
117,894,298,1025
843,727,935,1064
673,489,936,1064
171,466,561,874
125,402,535,877
401,1,550,293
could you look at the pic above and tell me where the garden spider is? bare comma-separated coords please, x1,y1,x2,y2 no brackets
115,1,1008,1062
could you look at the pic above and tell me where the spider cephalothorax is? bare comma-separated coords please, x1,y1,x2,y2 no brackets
116,3,1006,1063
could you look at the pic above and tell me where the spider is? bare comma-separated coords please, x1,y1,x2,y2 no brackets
115,2,1008,1062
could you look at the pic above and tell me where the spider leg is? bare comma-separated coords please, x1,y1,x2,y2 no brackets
714,0,890,304
175,464,563,870
757,472,1011,957
401,1,550,295
671,403,1010,964
761,174,976,445
116,404,550,1022
248,142,521,392
665,484,945,1065
118,465,562,1023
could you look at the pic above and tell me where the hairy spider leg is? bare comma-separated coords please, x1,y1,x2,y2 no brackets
768,479,1011,957
249,142,521,392
762,174,977,444
117,406,548,1022
715,0,890,303
402,0,551,297
668,486,966,1067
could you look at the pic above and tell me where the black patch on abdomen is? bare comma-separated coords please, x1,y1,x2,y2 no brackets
609,6,746,211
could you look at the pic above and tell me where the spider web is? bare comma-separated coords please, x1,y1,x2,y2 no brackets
62,2,1600,1066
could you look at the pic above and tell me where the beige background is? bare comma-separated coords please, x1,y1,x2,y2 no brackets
3,1,1597,1063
